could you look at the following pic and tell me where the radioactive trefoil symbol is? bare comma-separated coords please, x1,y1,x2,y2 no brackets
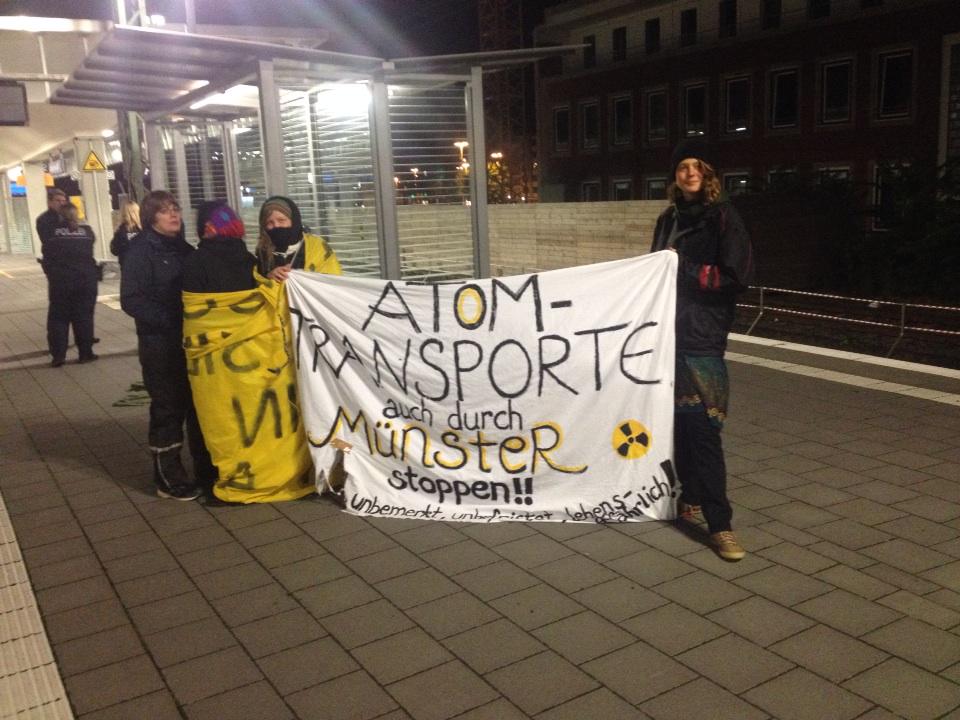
612,419,651,459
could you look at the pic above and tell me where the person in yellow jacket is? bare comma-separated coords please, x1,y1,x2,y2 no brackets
253,195,348,500
255,195,341,281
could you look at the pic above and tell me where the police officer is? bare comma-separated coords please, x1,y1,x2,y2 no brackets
41,202,99,367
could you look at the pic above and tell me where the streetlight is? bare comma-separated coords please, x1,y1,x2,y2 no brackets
454,141,469,162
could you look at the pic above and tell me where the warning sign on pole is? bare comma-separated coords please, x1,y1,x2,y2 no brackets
82,150,107,172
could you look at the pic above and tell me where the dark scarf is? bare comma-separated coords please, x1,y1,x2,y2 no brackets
675,196,707,231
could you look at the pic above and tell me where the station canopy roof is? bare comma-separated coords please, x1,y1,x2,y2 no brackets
51,25,577,115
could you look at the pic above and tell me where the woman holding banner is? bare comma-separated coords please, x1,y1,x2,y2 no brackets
180,198,342,503
255,196,342,281
650,138,754,561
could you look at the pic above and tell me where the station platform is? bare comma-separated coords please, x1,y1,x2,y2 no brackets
1,252,959,720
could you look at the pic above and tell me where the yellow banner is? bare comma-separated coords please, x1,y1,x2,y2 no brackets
183,276,314,503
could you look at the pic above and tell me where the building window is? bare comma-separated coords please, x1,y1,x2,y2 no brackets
725,76,750,134
683,84,707,137
808,0,830,19
820,60,852,124
680,9,697,47
873,163,906,229
612,96,633,146
582,181,601,201
769,68,800,129
768,167,797,188
719,0,737,39
762,0,781,29
723,173,750,195
818,166,850,184
553,107,570,151
877,50,913,119
646,90,667,143
580,101,600,149
612,26,627,62
645,177,667,199
612,179,633,200
645,18,661,54
583,35,596,69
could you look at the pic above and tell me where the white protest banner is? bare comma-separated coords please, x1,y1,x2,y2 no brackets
285,252,678,523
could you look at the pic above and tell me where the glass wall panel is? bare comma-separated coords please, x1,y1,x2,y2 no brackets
389,83,473,281
278,79,381,277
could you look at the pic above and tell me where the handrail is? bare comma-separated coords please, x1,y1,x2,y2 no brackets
738,286,960,358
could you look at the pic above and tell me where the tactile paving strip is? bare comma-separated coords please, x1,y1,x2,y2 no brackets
0,494,73,719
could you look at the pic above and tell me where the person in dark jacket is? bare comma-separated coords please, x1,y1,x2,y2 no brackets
42,203,99,367
182,201,257,293
35,187,68,250
120,190,215,501
110,199,141,267
650,138,754,561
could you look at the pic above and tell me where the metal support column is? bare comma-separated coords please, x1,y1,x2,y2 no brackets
23,163,47,258
257,60,287,197
0,177,12,254
117,111,145,200
220,121,242,211
144,121,166,190
171,130,191,214
370,69,401,279
184,0,197,32
466,65,490,278
199,129,214,199
73,137,113,260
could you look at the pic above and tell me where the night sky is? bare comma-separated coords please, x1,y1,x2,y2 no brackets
0,0,548,57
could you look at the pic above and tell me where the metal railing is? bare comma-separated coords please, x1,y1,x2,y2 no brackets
739,286,960,357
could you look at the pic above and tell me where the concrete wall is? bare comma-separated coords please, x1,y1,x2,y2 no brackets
489,200,667,276
324,200,668,279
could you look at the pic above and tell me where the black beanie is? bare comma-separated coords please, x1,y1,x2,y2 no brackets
670,138,711,173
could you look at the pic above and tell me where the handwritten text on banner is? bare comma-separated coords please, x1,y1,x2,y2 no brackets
285,252,678,523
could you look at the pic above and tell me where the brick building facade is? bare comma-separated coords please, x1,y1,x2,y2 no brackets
534,0,960,208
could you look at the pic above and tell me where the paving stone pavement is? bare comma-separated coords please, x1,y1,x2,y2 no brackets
1,252,959,720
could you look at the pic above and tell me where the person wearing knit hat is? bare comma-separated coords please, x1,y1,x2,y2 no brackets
255,195,342,281
649,139,754,561
669,137,711,177
182,200,257,294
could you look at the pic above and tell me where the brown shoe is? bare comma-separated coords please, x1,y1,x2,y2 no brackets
711,531,746,561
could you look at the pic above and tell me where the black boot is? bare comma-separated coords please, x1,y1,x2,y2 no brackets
153,446,201,501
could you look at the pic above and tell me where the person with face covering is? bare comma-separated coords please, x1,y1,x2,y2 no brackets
650,138,754,561
255,196,342,281
42,203,99,367
182,201,257,293
120,190,217,501
255,195,347,499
